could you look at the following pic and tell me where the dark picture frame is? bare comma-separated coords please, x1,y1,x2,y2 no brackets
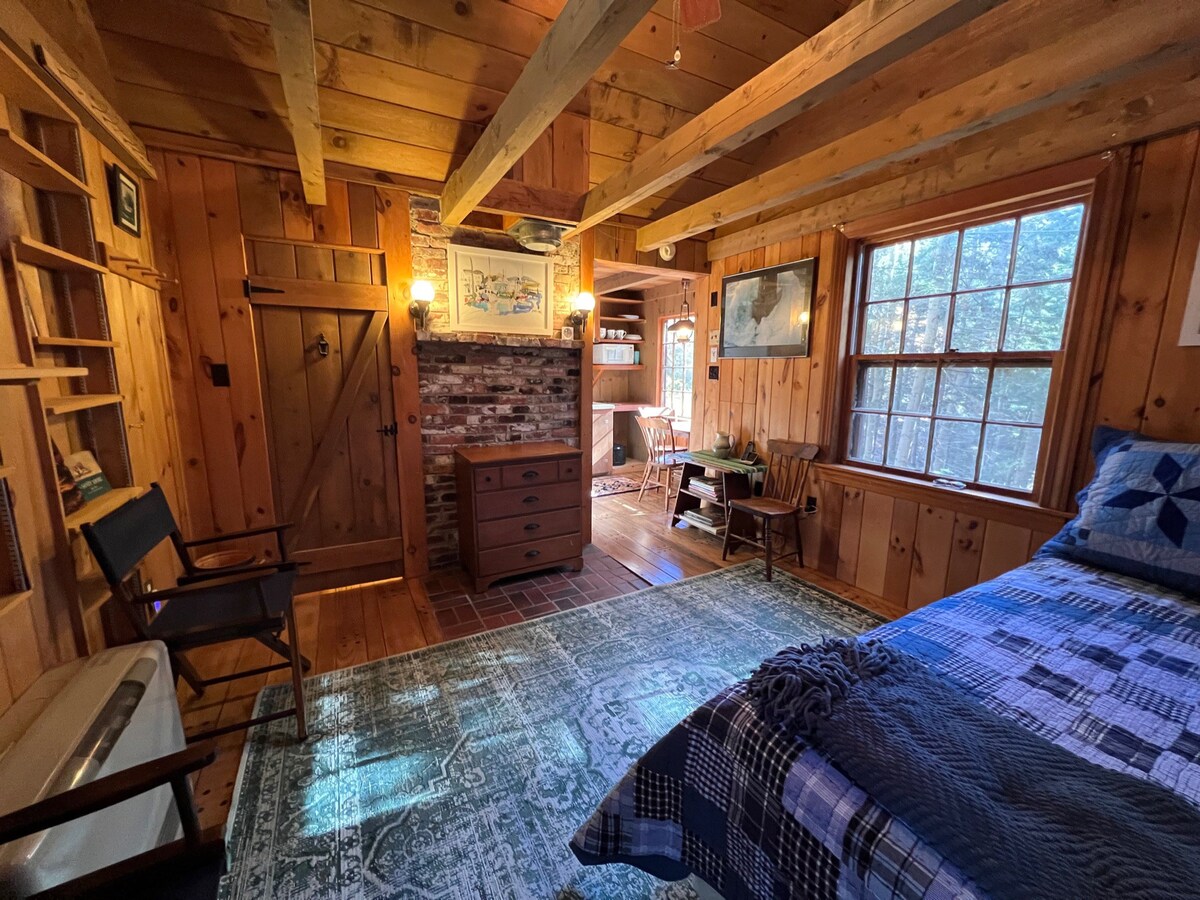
719,258,816,358
107,163,141,237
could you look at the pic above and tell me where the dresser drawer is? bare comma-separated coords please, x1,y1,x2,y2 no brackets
475,481,580,521
500,460,561,489
477,507,581,550
477,533,582,577
474,467,503,491
558,458,582,481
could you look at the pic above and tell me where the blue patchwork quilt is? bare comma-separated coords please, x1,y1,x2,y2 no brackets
570,558,1200,899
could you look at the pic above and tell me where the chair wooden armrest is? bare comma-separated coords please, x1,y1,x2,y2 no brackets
0,741,216,846
133,564,300,605
177,559,311,586
182,523,292,546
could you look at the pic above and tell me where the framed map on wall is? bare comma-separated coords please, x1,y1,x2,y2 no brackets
448,245,554,336
719,258,816,358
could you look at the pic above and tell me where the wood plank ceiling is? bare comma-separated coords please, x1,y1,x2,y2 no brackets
90,0,852,222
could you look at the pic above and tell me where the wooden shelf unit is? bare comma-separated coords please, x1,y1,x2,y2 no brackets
43,393,123,415
0,41,75,121
33,336,119,350
64,487,144,532
12,235,108,275
0,365,88,382
0,77,135,656
0,129,94,196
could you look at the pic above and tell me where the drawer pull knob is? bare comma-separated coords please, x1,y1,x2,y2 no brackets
524,523,540,531
525,549,541,558
522,470,539,479
523,496,538,504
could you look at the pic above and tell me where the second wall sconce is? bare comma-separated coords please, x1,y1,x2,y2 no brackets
410,279,435,330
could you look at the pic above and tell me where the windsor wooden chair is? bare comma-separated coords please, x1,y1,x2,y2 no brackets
722,440,819,581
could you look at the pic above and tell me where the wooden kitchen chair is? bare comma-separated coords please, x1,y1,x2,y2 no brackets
722,440,819,581
635,415,687,510
81,485,309,742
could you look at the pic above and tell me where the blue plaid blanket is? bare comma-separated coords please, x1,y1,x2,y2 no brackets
570,559,1200,899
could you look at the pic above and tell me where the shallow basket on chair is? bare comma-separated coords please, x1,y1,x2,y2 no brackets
722,440,818,581
81,483,310,742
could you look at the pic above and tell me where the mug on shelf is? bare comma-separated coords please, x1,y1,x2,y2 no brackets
614,329,627,340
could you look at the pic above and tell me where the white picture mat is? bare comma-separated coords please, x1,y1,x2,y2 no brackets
1179,233,1200,346
447,245,554,336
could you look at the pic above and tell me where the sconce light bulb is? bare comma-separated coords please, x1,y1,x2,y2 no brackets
411,279,436,302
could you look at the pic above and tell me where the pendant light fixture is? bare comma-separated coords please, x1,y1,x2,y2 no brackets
667,279,695,343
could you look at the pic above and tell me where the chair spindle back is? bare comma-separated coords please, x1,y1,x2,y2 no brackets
636,416,678,462
763,440,820,506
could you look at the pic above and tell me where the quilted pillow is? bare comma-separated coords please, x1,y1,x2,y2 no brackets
1037,427,1200,596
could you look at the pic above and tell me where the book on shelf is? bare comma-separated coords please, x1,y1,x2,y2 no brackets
52,440,85,514
688,483,723,500
64,450,112,501
53,442,113,514
683,508,726,528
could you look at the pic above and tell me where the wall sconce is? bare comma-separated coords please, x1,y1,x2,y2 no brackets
569,291,596,331
410,279,435,330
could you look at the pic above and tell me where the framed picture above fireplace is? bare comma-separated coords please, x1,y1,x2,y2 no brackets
448,245,554,336
719,258,816,358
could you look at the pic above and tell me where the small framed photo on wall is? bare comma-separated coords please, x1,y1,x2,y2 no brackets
107,163,141,237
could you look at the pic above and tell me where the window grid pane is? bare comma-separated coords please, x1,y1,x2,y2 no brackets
660,316,694,423
849,201,1085,493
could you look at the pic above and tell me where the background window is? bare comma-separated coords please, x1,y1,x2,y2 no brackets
660,317,694,424
846,202,1085,493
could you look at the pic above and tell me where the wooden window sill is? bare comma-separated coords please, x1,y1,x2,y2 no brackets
815,463,1072,533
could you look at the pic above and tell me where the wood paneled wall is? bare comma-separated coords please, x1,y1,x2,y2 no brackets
692,129,1200,607
0,119,184,713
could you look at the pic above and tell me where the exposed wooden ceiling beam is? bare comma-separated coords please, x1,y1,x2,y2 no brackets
638,0,1200,249
440,0,657,227
705,50,1200,260
267,0,325,206
563,0,1006,240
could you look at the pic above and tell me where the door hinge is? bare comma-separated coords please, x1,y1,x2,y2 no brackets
243,278,286,298
376,421,398,437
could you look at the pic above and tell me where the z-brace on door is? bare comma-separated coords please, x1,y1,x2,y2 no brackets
246,244,403,580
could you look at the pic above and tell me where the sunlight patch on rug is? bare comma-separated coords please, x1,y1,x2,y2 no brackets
219,561,882,899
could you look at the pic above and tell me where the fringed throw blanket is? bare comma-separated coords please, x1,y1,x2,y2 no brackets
747,638,1200,900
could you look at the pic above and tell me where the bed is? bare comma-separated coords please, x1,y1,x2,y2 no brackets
570,554,1200,899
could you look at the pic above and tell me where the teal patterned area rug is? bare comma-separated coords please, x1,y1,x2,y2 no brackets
219,561,882,899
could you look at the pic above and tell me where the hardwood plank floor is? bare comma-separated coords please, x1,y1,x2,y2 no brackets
181,465,902,828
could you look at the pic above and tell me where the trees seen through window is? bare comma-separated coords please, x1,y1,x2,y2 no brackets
847,202,1085,493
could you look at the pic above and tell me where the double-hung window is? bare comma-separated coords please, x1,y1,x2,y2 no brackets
846,200,1087,495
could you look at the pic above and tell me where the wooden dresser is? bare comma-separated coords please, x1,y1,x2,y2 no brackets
455,442,584,592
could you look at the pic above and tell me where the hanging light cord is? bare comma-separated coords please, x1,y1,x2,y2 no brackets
666,0,682,68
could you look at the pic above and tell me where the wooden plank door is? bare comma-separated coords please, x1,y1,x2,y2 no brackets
247,250,403,581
